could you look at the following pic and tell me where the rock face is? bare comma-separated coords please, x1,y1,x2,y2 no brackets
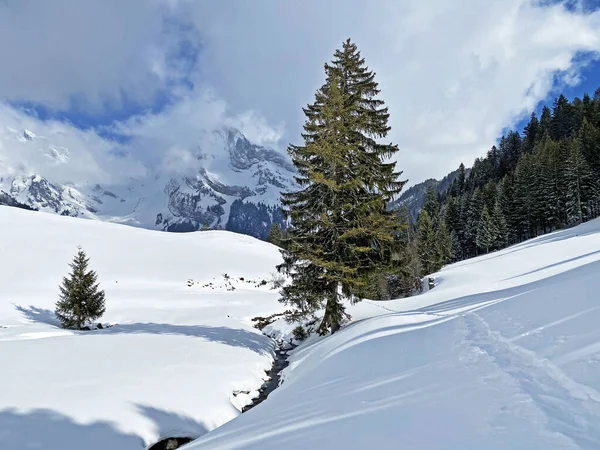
0,190,36,211
0,127,294,239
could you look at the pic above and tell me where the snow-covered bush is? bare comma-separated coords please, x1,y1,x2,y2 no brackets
269,271,286,289
292,325,308,341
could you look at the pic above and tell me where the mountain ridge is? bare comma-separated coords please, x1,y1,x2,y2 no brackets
393,167,471,222
0,126,294,239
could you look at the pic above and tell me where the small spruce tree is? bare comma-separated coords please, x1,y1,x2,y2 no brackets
55,247,106,330
267,223,283,247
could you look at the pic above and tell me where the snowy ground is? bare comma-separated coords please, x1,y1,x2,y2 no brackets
6,205,600,450
190,219,600,449
0,207,285,449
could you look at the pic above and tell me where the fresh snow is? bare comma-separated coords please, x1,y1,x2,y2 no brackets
0,206,285,449
5,206,600,449
189,219,600,449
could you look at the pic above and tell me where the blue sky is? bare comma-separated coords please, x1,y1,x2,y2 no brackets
2,0,600,186
512,56,600,135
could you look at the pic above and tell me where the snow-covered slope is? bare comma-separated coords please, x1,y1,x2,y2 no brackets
190,219,600,449
0,119,294,238
0,206,285,449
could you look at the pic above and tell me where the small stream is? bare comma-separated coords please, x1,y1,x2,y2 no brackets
242,341,295,412
147,437,194,450
146,338,295,450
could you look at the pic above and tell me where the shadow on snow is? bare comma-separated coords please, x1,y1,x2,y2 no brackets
0,405,208,450
13,305,269,355
13,304,61,327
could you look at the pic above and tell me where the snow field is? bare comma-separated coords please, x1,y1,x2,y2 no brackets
0,207,285,449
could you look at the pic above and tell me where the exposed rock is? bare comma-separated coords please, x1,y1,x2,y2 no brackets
0,191,36,211
148,437,194,450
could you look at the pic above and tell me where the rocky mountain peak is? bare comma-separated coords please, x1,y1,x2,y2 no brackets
0,126,295,240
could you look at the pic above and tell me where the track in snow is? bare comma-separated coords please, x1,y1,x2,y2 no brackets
463,312,600,449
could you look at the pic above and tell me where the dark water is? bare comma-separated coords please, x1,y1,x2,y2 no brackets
147,437,194,450
242,343,294,412
146,341,294,449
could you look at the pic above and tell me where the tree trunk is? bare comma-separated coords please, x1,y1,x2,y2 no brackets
318,285,343,335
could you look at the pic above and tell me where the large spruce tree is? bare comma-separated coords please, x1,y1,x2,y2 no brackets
55,247,106,330
278,39,406,334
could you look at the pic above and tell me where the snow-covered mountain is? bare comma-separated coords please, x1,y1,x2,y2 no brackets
0,125,295,239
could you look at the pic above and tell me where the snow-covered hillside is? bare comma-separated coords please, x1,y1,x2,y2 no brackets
0,206,285,449
0,109,294,238
190,219,600,449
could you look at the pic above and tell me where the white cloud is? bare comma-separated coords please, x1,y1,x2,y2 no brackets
0,0,197,111
179,0,600,183
225,111,284,147
112,89,283,170
0,104,146,185
1,0,600,186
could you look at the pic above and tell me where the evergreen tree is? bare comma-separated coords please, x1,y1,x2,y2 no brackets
482,180,498,212
55,247,106,330
514,154,536,240
444,196,461,235
582,93,595,124
593,88,600,126
434,86,600,265
539,105,552,136
423,185,439,220
416,210,439,275
267,223,283,247
535,137,565,232
476,206,494,253
436,222,452,267
499,131,522,176
579,118,600,175
564,139,599,224
497,175,518,245
465,188,483,256
385,234,422,299
522,112,539,153
450,230,462,262
279,39,406,334
458,193,470,250
491,202,508,249
452,163,466,197
551,94,576,140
